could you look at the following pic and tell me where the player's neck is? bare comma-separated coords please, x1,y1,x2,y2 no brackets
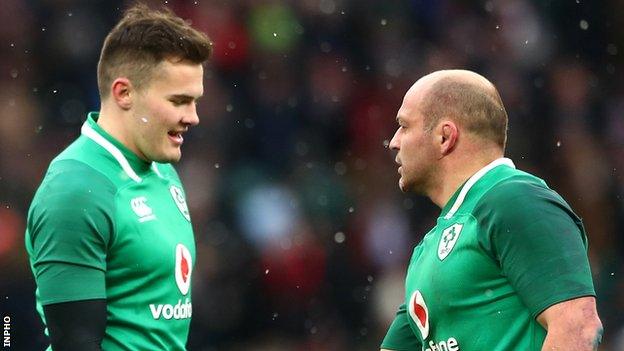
429,151,503,209
97,104,134,153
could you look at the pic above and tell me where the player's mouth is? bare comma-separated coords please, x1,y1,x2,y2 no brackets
167,130,184,146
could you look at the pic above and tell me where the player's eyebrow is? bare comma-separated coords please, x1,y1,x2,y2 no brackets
168,94,203,101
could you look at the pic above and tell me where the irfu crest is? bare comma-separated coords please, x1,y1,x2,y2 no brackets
438,223,463,260
170,185,191,222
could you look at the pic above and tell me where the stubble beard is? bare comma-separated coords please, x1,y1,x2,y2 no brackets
400,164,436,196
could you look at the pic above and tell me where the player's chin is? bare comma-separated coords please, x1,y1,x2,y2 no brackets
398,178,408,192
154,148,182,163
166,150,182,163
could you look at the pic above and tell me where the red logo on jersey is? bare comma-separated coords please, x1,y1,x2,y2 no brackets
408,290,430,339
175,244,192,295
180,247,189,283
414,298,427,326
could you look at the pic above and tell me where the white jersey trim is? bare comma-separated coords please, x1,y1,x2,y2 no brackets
443,157,515,219
151,163,163,178
81,122,143,183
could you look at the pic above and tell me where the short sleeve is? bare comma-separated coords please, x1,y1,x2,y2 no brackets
381,304,421,350
26,160,116,305
475,179,596,318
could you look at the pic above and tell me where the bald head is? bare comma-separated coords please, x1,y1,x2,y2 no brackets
407,69,508,149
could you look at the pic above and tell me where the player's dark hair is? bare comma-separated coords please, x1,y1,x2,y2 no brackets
97,3,212,100
421,77,508,149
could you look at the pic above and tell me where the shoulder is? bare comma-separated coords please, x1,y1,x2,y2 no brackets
28,160,118,253
474,173,572,219
38,159,117,198
29,159,118,224
471,172,584,249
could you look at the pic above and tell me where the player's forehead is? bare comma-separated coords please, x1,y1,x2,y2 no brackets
150,59,204,98
397,81,429,123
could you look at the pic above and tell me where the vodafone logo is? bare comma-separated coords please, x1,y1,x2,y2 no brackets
408,290,429,339
175,244,192,295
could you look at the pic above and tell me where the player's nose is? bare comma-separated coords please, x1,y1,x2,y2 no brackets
389,129,400,150
183,103,200,126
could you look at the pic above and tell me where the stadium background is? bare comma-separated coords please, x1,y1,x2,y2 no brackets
1,0,623,349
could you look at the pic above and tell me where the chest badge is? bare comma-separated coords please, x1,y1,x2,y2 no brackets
169,185,191,222
438,223,463,260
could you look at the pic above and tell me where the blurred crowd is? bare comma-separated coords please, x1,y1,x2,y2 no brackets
1,0,623,350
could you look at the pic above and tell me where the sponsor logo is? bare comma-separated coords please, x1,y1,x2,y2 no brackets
175,244,192,295
424,337,460,351
408,290,461,351
408,290,429,339
149,298,192,320
131,196,156,222
438,223,463,260
169,185,191,222
148,245,193,320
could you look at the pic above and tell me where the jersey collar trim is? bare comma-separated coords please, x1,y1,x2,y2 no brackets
443,157,515,219
81,112,161,183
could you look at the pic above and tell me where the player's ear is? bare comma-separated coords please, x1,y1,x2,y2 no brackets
110,78,133,110
438,120,458,156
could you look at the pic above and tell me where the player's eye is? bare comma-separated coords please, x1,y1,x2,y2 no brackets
170,99,191,106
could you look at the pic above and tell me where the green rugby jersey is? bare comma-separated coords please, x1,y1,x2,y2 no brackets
26,112,196,350
381,158,595,351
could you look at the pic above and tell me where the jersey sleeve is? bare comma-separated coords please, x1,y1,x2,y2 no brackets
381,304,422,350
475,178,596,318
26,160,116,305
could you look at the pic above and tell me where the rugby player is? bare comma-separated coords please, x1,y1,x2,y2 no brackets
26,4,211,350
381,70,602,351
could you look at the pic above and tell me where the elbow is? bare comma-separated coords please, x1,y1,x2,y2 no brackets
571,314,603,349
585,316,603,348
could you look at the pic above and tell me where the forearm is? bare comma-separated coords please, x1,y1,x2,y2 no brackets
44,299,106,351
541,319,603,351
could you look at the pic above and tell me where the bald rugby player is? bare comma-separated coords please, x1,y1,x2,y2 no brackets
380,70,602,351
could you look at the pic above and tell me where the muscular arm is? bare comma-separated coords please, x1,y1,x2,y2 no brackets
44,299,106,351
537,296,602,351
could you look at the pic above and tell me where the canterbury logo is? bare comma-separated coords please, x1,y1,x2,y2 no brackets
131,196,156,222
408,290,429,339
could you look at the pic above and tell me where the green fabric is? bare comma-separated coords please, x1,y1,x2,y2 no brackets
476,179,594,318
26,160,114,305
26,112,196,350
381,303,422,350
381,160,595,351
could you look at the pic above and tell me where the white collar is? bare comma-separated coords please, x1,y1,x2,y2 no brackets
443,158,515,219
81,121,163,183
